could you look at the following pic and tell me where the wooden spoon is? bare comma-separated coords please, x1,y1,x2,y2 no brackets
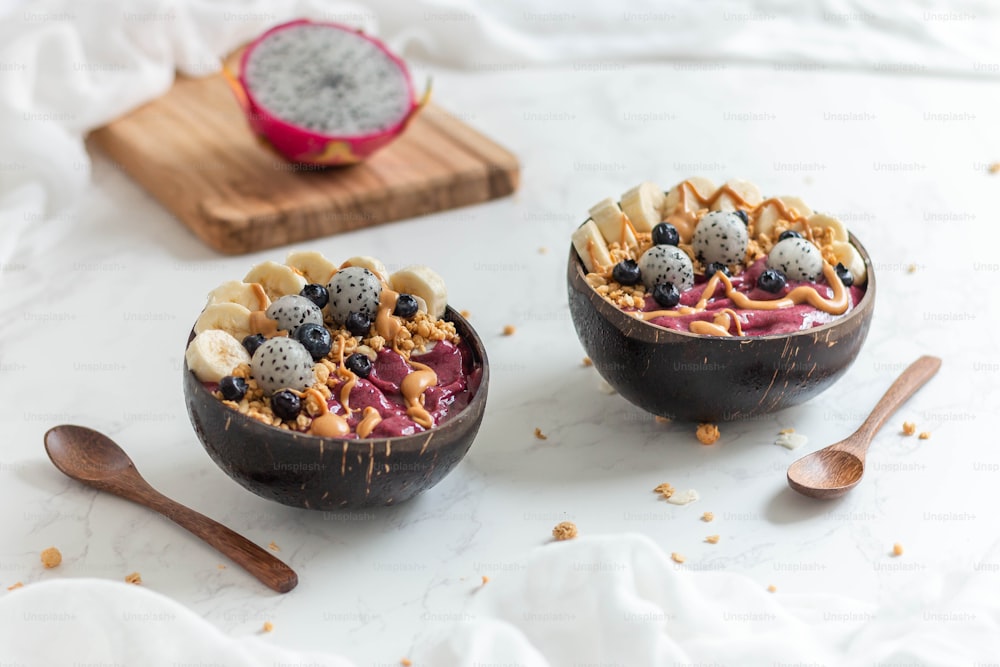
44,425,298,593
787,355,942,499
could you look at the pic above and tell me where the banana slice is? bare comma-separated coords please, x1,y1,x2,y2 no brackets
806,213,848,243
207,280,269,311
185,329,252,383
194,302,253,342
341,256,389,283
572,220,613,274
711,179,763,211
389,265,448,319
589,197,637,249
831,241,867,286
663,177,716,216
779,196,814,219
285,251,338,286
620,182,666,233
244,261,307,300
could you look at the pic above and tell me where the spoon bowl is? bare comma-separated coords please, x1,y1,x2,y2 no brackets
786,355,941,499
44,425,298,593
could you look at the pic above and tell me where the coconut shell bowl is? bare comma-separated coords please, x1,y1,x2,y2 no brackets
184,309,488,510
567,235,876,423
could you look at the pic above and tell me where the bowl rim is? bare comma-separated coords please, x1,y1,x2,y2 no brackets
568,224,876,344
184,306,490,453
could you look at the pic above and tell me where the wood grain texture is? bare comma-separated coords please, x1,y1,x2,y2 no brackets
89,74,520,255
44,425,298,593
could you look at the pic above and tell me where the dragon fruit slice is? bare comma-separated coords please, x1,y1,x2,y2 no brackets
229,20,427,166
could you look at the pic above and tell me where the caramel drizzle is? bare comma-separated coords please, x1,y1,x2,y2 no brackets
250,283,270,311
334,336,357,414
356,406,383,438
586,239,606,274
249,310,287,338
310,412,350,438
375,286,402,343
641,262,848,335
401,359,437,429
620,212,639,248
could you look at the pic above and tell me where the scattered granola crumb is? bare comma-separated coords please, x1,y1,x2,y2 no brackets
767,584,777,593
7,582,24,591
892,543,904,557
262,621,274,633
582,356,593,367
654,415,671,424
534,427,548,440
989,162,1000,174
401,659,413,667
907,263,917,273
653,482,675,499
701,511,714,522
552,521,578,541
125,572,142,585
666,489,700,506
779,427,795,435
902,421,916,436
705,535,720,544
918,431,930,440
671,552,685,564
268,541,280,552
217,564,227,569
502,324,517,336
459,310,471,319
696,423,720,445
481,575,490,586
538,246,549,254
40,547,62,569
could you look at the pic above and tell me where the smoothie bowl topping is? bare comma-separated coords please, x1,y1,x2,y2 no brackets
185,252,480,439
572,178,869,337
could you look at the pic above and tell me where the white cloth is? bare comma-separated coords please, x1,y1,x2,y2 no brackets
3,534,1000,665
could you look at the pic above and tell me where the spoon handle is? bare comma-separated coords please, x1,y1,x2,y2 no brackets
852,355,942,447
139,488,298,594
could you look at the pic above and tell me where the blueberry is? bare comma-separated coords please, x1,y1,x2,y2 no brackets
345,311,371,337
778,230,803,241
218,376,247,402
294,322,332,360
705,262,730,280
652,282,681,308
300,283,329,309
734,209,749,225
270,390,301,421
835,262,854,287
345,352,372,378
394,294,419,318
651,222,680,246
242,334,266,357
612,259,641,286
757,268,787,294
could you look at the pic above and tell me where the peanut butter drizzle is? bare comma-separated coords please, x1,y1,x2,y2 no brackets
401,359,437,429
355,406,382,438
334,336,356,414
641,262,848,335
310,413,350,438
375,286,402,342
249,310,287,338
303,387,330,416
586,239,605,274
250,283,270,311
621,212,638,247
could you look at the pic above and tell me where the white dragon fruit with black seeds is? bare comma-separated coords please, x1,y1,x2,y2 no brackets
638,245,695,291
692,211,748,267
326,267,382,324
233,20,423,165
767,237,824,281
265,295,323,333
251,338,315,395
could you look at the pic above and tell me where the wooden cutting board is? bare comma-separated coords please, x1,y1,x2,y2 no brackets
90,74,520,255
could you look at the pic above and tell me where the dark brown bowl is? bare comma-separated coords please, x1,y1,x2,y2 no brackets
183,308,488,509
567,233,875,422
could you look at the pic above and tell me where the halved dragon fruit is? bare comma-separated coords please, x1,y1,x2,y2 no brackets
227,20,428,166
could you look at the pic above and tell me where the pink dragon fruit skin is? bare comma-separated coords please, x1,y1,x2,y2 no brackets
227,20,427,166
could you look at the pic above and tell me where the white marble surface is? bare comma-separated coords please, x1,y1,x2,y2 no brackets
2,59,1000,664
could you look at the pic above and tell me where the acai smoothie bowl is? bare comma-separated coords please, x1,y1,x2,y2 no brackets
567,177,875,422
183,251,488,509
